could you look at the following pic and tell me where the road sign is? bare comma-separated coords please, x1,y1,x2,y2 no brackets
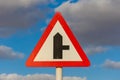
26,12,90,67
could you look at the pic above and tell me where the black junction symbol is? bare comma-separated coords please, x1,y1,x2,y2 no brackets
53,33,69,59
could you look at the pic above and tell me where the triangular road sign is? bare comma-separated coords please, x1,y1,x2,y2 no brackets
26,12,90,67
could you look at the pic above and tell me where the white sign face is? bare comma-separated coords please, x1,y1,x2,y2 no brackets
34,21,82,61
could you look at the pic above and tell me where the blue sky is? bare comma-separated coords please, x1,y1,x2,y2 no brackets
0,0,120,80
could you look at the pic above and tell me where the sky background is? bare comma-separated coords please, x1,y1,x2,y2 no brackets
0,0,120,80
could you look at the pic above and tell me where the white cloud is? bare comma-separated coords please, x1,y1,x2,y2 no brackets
64,76,87,80
0,0,53,37
0,45,24,59
0,73,87,80
0,0,47,8
84,46,108,55
102,59,120,69
55,0,120,46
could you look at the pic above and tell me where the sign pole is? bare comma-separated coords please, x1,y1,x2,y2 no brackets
56,67,62,80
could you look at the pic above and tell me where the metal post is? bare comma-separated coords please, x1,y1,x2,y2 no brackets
56,67,62,80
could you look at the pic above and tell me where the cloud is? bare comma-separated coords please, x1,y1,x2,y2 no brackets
0,0,53,37
102,59,120,69
64,76,87,80
0,0,47,8
84,46,108,55
0,73,87,80
0,45,24,59
55,0,120,46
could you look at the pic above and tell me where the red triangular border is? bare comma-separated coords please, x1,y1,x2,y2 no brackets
26,12,90,67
